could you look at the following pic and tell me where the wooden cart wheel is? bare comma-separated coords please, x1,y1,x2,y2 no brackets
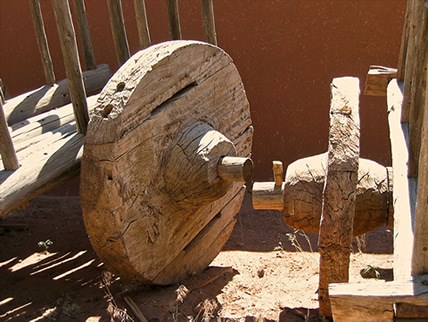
80,41,253,284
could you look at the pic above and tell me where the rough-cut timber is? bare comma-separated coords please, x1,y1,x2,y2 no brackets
166,0,182,40
0,95,99,217
364,65,397,96
134,0,151,48
3,64,111,125
107,0,130,66
329,275,428,322
73,0,97,70
0,96,19,170
201,0,217,45
318,77,360,318
81,41,253,284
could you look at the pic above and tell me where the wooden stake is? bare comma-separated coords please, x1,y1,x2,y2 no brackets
200,0,217,45
29,0,56,84
107,0,130,65
272,160,283,186
166,0,182,40
51,0,89,134
318,77,360,318
73,0,97,70
134,0,151,49
0,93,19,170
217,156,253,183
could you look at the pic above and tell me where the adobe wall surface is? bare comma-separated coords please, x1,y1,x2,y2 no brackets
0,0,405,182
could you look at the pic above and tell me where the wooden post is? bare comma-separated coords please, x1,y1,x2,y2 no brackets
107,0,130,66
252,182,285,211
29,0,56,84
217,156,253,183
166,0,182,40
134,0,151,49
0,91,19,170
200,0,217,45
51,0,89,134
73,0,97,70
272,160,283,186
397,0,412,82
318,77,360,318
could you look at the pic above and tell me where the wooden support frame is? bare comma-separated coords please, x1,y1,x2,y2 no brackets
166,0,182,40
73,0,97,70
134,0,151,49
200,0,217,45
107,0,130,65
0,93,19,171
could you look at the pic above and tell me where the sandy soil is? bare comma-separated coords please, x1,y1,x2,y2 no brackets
0,193,393,321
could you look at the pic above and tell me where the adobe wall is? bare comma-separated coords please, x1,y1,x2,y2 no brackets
0,0,405,184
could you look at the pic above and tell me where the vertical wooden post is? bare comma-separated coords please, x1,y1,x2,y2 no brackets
29,0,56,84
397,0,411,82
200,0,217,45
134,0,151,49
0,88,19,170
73,0,97,70
51,0,89,134
166,0,182,40
107,0,130,66
318,77,360,318
272,161,283,187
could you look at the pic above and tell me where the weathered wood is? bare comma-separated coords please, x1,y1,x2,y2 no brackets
318,77,360,318
217,156,253,183
73,0,97,70
387,79,417,281
107,0,130,65
166,0,182,40
0,95,99,217
397,0,412,82
81,41,252,284
29,0,56,84
329,275,428,322
134,0,151,49
364,65,397,96
200,0,217,46
3,64,111,126
404,0,428,177
252,182,285,211
272,160,283,186
51,0,89,134
395,302,428,318
0,96,19,170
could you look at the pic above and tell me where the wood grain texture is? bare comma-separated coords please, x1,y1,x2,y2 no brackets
329,275,428,322
29,0,56,84
134,0,151,49
81,41,253,284
3,64,111,126
200,0,217,45
364,65,397,96
0,97,19,170
107,0,130,65
166,0,182,40
51,0,89,134
73,0,97,70
318,77,360,318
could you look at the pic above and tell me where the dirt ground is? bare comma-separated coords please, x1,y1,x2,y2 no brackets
0,192,393,321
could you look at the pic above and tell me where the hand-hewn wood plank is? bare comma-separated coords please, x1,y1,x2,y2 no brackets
387,79,417,281
166,0,182,40
0,95,19,170
73,0,97,70
200,0,217,45
134,0,151,49
318,77,360,318
364,65,397,96
51,0,89,134
3,64,111,126
29,0,56,84
329,275,428,322
107,0,130,65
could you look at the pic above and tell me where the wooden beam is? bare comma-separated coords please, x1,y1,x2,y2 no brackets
252,182,285,211
166,0,182,40
364,65,397,96
134,0,151,49
200,0,217,45
329,275,428,322
73,0,97,70
29,0,56,84
318,77,360,318
387,79,416,281
51,0,89,134
107,0,130,65
0,93,19,170
397,0,412,82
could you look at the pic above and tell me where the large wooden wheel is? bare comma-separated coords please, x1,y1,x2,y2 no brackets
80,41,253,284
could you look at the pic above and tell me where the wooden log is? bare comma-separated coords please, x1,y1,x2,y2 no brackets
0,95,99,217
387,79,417,281
107,0,130,65
200,0,217,46
51,0,89,134
81,41,252,284
252,182,285,211
134,0,151,49
329,275,428,322
3,64,111,126
318,77,360,318
166,0,182,40
0,95,19,170
217,156,253,183
29,0,56,84
364,65,397,96
73,0,97,70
